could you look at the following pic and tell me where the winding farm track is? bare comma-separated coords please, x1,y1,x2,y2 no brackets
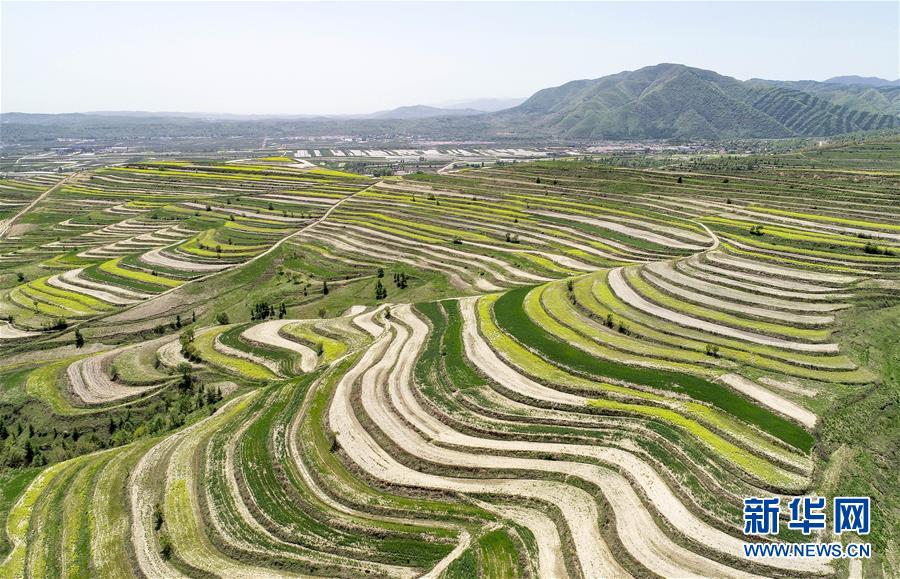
0,172,78,239
0,321,40,340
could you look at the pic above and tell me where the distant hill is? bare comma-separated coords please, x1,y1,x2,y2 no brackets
439,97,526,112
492,64,900,139
368,105,484,120
824,76,900,88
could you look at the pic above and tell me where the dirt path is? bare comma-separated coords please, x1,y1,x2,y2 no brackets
419,529,471,578
0,322,40,340
0,173,77,239
241,319,317,372
47,273,138,306
718,374,817,429
436,161,458,175
528,210,712,250
706,252,858,285
608,268,839,353
641,268,834,326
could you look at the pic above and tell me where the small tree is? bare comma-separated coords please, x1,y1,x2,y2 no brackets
176,364,194,392
375,279,387,300
322,280,329,295
74,328,84,349
159,532,173,561
676,176,683,184
153,503,165,531
215,312,229,325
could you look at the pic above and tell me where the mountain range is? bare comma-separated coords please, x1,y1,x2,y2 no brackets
491,63,900,139
823,75,899,88
3,64,899,143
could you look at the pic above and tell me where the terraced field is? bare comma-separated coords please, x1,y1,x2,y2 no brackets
1,143,898,577
0,160,373,331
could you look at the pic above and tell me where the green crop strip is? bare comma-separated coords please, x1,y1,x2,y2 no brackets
493,286,814,452
541,282,717,369
98,258,182,289
281,323,347,364
192,327,277,381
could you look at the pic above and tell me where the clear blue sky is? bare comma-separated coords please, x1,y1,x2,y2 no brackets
2,1,897,114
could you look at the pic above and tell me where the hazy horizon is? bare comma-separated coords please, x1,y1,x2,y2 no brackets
2,1,898,115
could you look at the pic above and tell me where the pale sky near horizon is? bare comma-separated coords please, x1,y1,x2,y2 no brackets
2,1,898,115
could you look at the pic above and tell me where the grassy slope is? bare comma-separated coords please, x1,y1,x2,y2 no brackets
818,295,900,575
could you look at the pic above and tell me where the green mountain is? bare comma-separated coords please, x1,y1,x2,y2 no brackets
496,64,900,139
823,75,899,88
747,78,900,117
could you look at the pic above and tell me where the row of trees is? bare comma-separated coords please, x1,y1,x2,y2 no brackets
250,301,287,320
